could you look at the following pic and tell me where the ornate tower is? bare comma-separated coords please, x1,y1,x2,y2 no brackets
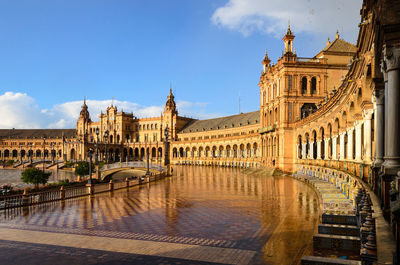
283,23,295,54
163,87,178,140
76,98,91,139
262,49,271,73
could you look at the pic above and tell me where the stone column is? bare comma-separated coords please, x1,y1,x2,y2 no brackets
355,121,363,162
363,109,373,162
309,142,314,159
332,136,338,160
374,86,385,166
302,143,306,159
347,128,354,160
317,140,322,159
296,144,299,159
339,132,345,160
324,138,329,159
383,44,400,173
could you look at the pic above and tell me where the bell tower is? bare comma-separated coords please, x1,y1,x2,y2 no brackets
163,87,178,140
283,23,295,54
76,98,91,139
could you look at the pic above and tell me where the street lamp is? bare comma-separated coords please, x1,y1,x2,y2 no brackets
50,142,55,163
42,136,46,172
29,143,33,164
104,130,109,164
88,150,93,184
95,127,99,164
164,125,170,166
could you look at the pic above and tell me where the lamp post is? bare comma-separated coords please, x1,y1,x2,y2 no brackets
164,125,169,166
50,142,55,163
146,147,150,175
88,150,93,184
104,130,109,164
95,127,99,164
42,136,46,172
62,136,66,162
29,143,33,164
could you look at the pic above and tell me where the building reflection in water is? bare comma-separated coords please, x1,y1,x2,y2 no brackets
0,166,320,265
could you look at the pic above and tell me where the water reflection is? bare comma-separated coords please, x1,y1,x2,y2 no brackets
0,166,320,264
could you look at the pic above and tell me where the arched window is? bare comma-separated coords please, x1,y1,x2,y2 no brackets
311,77,317,95
301,77,307,94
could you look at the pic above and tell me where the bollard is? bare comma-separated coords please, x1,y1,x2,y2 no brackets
109,179,114,192
125,177,129,189
60,186,65,200
22,188,29,207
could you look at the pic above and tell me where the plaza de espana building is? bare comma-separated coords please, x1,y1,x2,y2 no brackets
0,0,400,251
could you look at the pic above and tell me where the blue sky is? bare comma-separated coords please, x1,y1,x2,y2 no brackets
0,0,361,128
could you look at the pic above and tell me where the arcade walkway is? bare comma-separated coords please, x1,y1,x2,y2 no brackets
0,166,320,265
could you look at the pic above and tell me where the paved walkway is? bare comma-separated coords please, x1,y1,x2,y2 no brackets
0,228,255,265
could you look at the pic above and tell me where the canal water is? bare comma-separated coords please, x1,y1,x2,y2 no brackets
0,169,77,189
0,166,320,264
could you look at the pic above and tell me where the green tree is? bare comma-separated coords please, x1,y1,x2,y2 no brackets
21,168,51,190
75,161,90,178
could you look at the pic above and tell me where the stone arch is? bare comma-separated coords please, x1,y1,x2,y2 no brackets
12,149,18,158
140,147,145,160
226,145,231,158
158,147,162,158
4,149,9,158
205,146,210,157
178,147,184,157
198,146,203,157
134,148,139,159
151,147,156,158
327,123,333,158
301,103,317,119
253,142,258,158
172,147,178,158
246,143,251,157
36,149,41,158
319,127,325,159
311,77,317,95
301,76,307,94
129,148,133,157
312,130,317,159
192,146,197,157
232,144,238,158
70,149,75,160
185,146,190,157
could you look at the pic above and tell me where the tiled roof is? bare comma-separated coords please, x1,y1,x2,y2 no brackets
321,38,357,53
0,129,76,139
179,111,259,133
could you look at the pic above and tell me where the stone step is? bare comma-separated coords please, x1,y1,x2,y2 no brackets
322,214,358,225
301,255,361,265
318,224,359,237
313,234,361,254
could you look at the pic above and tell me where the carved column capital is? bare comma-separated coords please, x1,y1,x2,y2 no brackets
363,109,374,120
383,43,400,72
373,85,385,105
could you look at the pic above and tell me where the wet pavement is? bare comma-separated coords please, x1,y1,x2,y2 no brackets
0,166,321,264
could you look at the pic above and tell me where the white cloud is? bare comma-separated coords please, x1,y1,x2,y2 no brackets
0,91,218,129
211,0,362,42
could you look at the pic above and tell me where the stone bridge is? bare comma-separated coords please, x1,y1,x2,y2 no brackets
100,161,165,180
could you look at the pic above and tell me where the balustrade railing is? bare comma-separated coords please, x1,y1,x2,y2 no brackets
0,171,167,210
